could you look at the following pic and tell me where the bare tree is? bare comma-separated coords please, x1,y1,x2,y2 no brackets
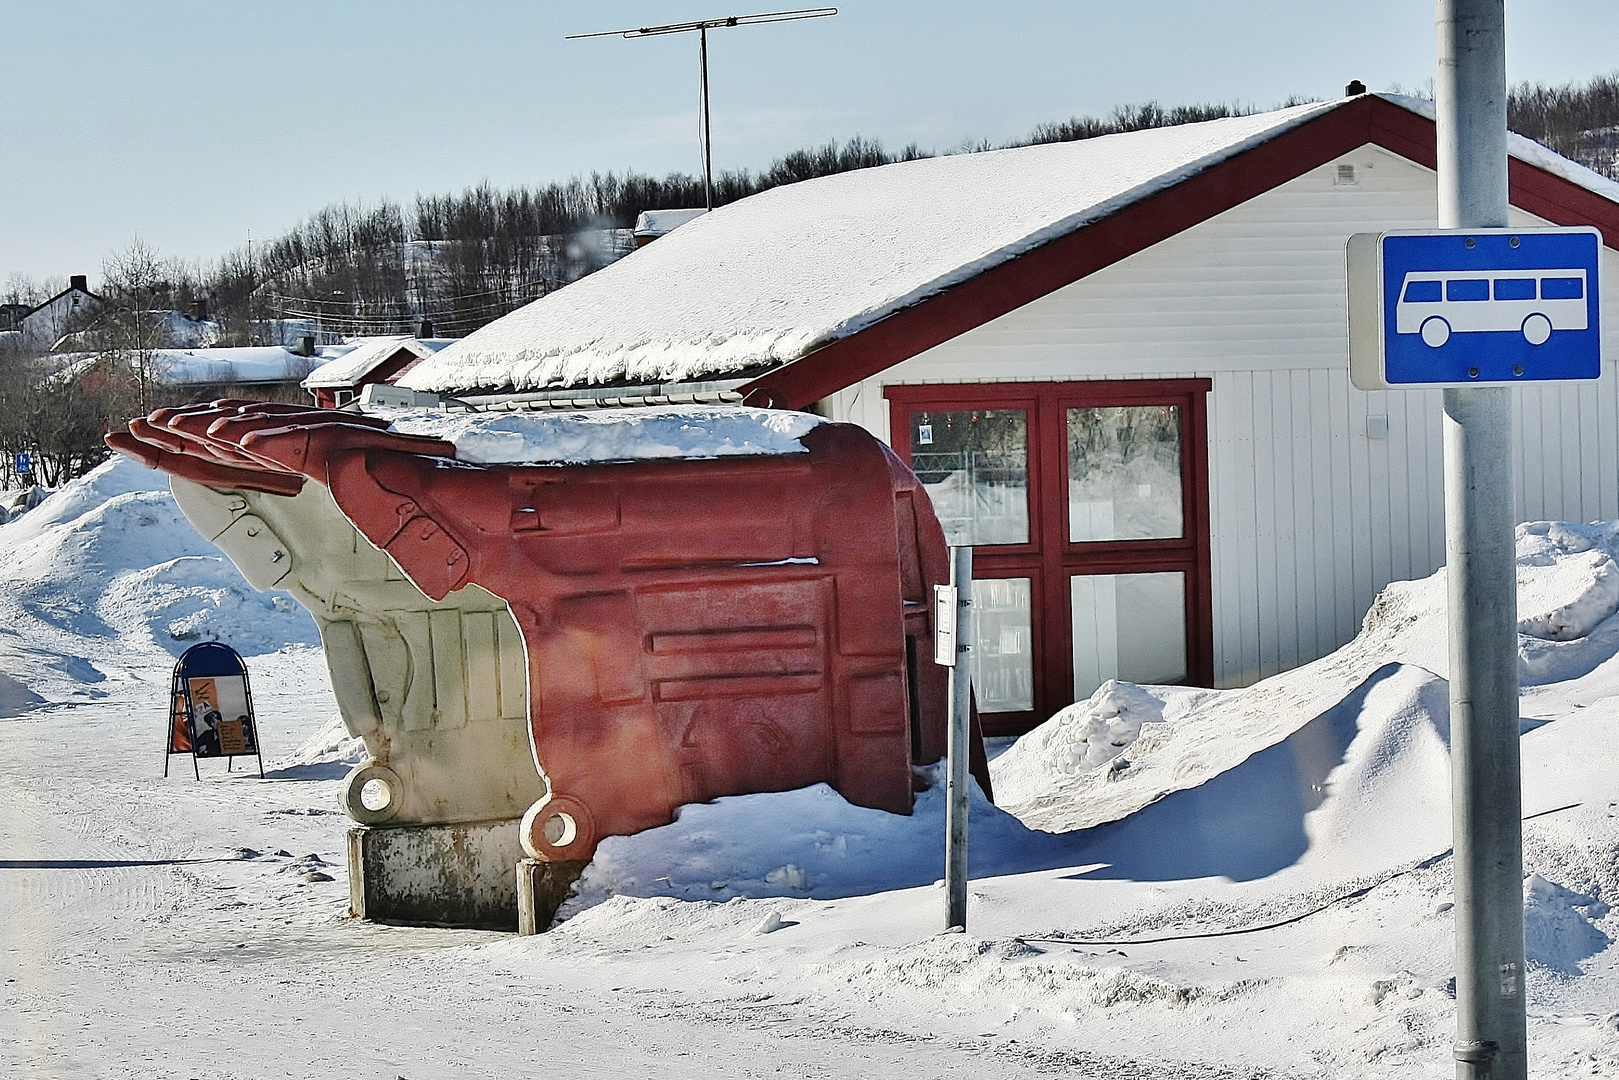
100,237,173,413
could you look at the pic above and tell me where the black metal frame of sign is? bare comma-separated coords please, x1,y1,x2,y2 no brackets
164,642,264,779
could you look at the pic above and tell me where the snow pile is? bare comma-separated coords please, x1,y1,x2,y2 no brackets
388,404,826,465
991,517,1619,833
563,763,1054,915
565,663,1456,911
1523,873,1611,975
989,680,1213,808
0,456,318,712
273,711,368,772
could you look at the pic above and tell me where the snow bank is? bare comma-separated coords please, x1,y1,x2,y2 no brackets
388,404,825,465
0,456,318,711
991,517,1619,833
564,663,1455,914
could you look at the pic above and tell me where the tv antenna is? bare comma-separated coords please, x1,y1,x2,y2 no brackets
568,7,838,212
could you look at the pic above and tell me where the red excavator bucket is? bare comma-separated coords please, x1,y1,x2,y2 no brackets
111,402,990,865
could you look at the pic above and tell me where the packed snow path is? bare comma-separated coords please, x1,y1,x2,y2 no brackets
0,671,1251,1080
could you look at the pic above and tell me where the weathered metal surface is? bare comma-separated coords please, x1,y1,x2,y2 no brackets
516,858,589,935
111,402,991,870
348,821,524,931
165,473,543,827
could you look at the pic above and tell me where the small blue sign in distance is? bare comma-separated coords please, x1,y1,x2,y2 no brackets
14,452,30,475
1381,229,1601,384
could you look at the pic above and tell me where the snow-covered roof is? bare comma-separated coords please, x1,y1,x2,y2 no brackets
300,336,451,389
399,94,1619,398
154,346,317,385
632,208,707,240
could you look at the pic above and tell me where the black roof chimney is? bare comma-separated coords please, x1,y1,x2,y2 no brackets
1346,79,1367,96
69,274,88,292
415,318,434,339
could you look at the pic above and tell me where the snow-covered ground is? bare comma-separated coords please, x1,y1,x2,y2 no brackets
3,460,1618,1078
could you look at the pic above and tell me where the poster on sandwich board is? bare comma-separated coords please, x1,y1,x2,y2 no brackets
165,642,264,779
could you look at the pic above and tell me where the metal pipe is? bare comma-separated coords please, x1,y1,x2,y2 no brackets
944,546,973,931
1435,2,1527,1077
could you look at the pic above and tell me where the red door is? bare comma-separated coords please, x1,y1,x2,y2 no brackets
886,380,1213,736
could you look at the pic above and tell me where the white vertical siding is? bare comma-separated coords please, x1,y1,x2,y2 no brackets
823,146,1619,690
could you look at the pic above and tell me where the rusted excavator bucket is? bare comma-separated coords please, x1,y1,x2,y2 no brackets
110,402,989,868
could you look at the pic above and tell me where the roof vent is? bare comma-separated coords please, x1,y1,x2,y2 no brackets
1336,163,1359,186
291,334,316,357
1346,79,1367,96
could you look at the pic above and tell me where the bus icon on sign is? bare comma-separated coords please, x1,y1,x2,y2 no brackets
1347,226,1602,389
1395,269,1588,347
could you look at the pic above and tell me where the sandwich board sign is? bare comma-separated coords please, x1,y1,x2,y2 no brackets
1348,226,1602,390
165,641,264,779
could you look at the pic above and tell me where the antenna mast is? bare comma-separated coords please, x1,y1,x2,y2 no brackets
568,7,837,212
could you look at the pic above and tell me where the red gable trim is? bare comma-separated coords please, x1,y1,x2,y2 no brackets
741,96,1619,411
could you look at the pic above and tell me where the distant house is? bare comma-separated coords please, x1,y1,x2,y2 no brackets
300,335,454,408
21,275,100,349
395,93,1619,735
0,303,33,333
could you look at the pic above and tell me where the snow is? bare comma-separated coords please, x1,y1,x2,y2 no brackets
399,100,1347,394
0,457,319,715
399,95,1619,397
300,335,449,389
388,404,826,464
152,345,319,386
4,463,1619,1077
633,207,708,238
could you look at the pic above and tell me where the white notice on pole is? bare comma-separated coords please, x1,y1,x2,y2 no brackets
933,583,957,667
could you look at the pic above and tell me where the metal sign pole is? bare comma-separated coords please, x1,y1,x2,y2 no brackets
941,546,973,931
1435,2,1528,1077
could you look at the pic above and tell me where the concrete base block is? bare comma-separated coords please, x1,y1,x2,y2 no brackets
347,820,524,931
516,858,589,935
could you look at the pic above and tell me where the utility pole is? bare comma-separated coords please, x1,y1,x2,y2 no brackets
568,8,837,212
1435,2,1528,1077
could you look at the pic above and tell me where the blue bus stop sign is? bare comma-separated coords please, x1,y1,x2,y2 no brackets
1348,226,1603,390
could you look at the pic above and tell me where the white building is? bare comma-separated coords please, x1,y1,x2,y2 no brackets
396,94,1619,735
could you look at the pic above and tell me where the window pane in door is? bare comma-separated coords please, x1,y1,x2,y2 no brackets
1067,406,1182,541
972,577,1033,713
908,410,1029,546
1071,572,1186,700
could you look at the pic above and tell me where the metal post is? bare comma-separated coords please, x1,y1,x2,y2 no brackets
1435,2,1527,1077
699,26,714,211
944,546,973,931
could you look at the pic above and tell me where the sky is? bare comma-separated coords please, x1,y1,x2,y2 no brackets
3,0,1617,287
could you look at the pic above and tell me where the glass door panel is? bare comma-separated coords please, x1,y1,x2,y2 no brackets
1066,405,1182,542
908,409,1029,546
1071,571,1186,700
971,577,1033,713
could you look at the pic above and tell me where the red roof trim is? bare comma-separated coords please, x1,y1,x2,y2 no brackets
741,96,1619,411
